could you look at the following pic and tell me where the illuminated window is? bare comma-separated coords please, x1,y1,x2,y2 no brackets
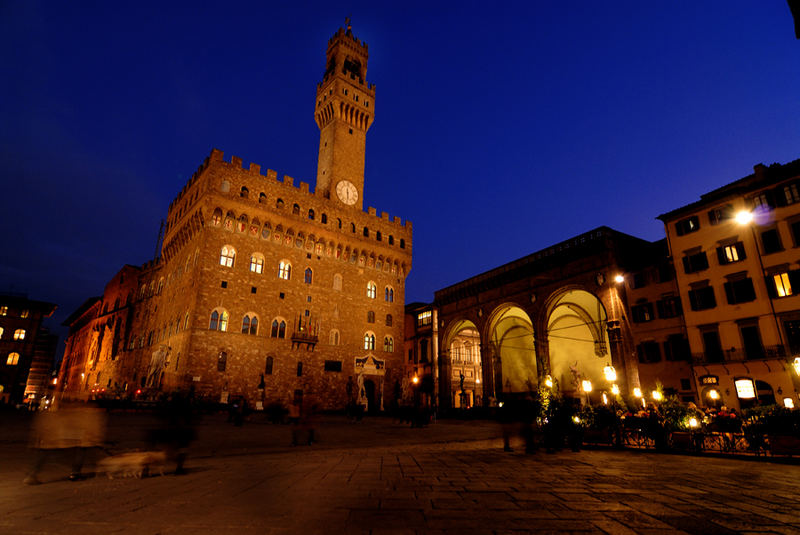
7,352,20,365
13,329,25,341
366,282,377,299
773,273,793,297
0,327,3,339
271,319,286,339
209,310,228,332
417,311,432,326
250,254,264,274
717,242,745,265
219,245,236,267
212,208,223,226
278,261,291,280
785,184,800,205
675,215,700,236
0,306,7,316
304,268,313,284
20,309,29,318
242,315,258,335
383,336,394,352
363,333,375,350
384,286,394,302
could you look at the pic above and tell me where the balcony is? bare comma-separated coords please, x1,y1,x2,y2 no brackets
692,345,786,365
291,330,319,351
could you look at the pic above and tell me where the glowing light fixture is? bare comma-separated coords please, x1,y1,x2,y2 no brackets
793,357,800,376
735,210,754,225
633,387,642,398
602,393,608,405
412,376,419,385
581,380,593,393
688,417,699,428
708,389,720,400
572,416,581,424
611,384,620,395
603,364,617,382
784,397,795,409
614,274,624,284
476,378,481,384
544,375,553,388
651,390,663,401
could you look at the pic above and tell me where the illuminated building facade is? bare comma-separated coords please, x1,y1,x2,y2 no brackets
0,294,57,405
659,159,800,410
58,24,413,411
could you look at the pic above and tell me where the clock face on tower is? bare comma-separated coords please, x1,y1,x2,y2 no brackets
336,180,358,205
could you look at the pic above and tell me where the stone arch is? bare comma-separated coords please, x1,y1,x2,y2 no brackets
544,286,610,399
483,304,536,396
441,318,484,408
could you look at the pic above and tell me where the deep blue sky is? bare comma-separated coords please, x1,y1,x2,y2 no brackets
1,1,798,350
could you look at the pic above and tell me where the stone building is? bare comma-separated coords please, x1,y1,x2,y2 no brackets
58,23,413,411
0,294,57,405
658,159,800,410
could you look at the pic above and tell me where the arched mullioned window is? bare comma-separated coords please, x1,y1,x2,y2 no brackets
363,333,375,350
384,336,394,352
259,192,267,204
366,282,377,299
333,273,343,291
278,261,291,280
276,198,284,209
271,319,286,338
209,310,228,332
13,329,26,341
329,330,340,346
250,254,264,274
292,204,300,215
220,245,236,267
7,352,20,365
212,208,223,226
240,186,249,198
242,314,258,335
304,268,313,284
265,356,274,375
384,286,394,302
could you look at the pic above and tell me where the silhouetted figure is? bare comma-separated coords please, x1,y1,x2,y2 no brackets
147,392,196,475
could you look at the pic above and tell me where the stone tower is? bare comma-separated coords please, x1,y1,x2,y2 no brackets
314,20,375,210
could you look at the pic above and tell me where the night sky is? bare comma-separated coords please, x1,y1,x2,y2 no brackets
1,1,798,354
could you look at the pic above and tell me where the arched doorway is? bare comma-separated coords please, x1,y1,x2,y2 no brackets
486,305,536,396
443,320,483,408
546,289,610,400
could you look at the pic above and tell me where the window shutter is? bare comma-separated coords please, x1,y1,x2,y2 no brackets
716,247,726,265
682,256,691,273
736,242,747,260
774,187,787,207
636,344,645,363
765,276,777,299
724,282,734,304
656,300,666,318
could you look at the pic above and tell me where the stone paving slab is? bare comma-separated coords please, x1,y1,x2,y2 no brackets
2,414,800,534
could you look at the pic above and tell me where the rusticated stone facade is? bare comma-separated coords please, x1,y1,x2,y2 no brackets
58,24,413,411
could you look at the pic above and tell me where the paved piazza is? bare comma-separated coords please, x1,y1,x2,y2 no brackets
1,413,800,534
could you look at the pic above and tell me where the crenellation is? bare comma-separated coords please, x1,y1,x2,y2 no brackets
381,212,389,221
368,207,377,216
231,155,243,168
266,169,277,181
249,162,260,174
299,182,309,193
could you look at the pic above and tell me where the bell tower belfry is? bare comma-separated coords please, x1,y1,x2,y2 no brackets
314,20,375,210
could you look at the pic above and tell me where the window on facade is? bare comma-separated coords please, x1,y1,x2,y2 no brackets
631,272,646,289
388,235,394,245
772,272,794,297
363,227,369,237
259,192,267,204
740,324,764,360
276,198,284,209
724,277,756,304
240,186,249,198
717,242,746,265
292,204,300,215
333,273,342,291
7,352,20,365
784,183,800,205
367,311,375,323
242,315,258,335
631,303,654,323
329,330,339,345
752,192,774,210
13,329,25,341
675,216,700,236
308,209,315,220
417,310,432,326
784,319,800,355
790,221,800,247
688,286,716,311
682,251,709,273
384,336,394,352
271,319,286,338
304,268,313,284
324,360,342,372
376,231,382,241
366,282,377,299
297,362,303,376
250,254,264,274
386,314,392,326
761,229,783,254
400,239,405,249
278,261,291,280
656,296,682,318
708,204,733,225
420,339,429,362
20,309,29,318
637,341,661,363
384,286,394,302
265,356,274,375
217,351,227,372
663,334,690,361
220,245,236,267
210,310,228,331
0,306,6,316
0,327,3,339
363,333,375,350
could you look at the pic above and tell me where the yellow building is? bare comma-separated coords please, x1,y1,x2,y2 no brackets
659,160,800,410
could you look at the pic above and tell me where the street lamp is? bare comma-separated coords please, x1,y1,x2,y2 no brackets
544,375,553,388
603,364,617,382
611,383,620,396
614,274,625,284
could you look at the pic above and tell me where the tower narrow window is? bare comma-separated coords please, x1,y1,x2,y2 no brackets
278,261,292,280
304,268,313,284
